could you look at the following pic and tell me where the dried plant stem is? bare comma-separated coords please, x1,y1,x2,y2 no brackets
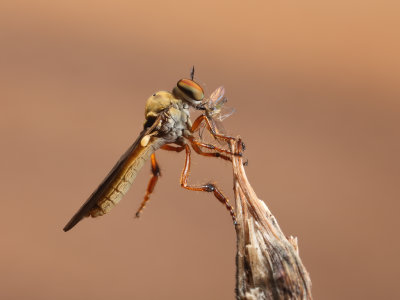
231,139,312,300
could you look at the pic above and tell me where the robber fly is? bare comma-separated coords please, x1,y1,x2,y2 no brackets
63,68,242,232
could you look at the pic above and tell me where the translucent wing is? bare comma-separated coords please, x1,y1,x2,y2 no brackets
216,106,235,122
208,86,225,107
197,86,235,145
63,118,166,232
206,86,226,115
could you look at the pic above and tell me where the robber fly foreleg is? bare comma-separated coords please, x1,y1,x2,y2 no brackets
191,115,245,153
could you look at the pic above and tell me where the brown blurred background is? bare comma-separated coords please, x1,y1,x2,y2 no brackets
1,1,399,299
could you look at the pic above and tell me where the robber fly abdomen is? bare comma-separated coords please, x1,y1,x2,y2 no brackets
89,136,167,217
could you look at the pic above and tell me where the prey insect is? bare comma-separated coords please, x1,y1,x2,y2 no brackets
63,70,242,232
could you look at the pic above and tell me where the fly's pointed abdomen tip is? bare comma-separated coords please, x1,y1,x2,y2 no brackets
63,216,82,232
63,223,72,232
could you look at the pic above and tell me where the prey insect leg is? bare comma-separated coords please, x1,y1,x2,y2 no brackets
135,153,161,218
180,144,237,225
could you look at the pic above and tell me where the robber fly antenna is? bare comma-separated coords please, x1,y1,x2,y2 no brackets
190,66,195,80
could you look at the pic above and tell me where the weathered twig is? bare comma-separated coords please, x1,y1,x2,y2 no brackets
231,139,312,300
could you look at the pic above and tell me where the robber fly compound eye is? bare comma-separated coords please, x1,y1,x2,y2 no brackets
176,79,205,101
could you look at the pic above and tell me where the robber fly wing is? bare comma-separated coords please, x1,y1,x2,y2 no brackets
63,117,165,232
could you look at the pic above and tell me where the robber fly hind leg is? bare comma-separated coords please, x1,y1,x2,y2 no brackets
180,144,237,225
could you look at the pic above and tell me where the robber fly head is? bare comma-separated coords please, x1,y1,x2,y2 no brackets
173,78,205,106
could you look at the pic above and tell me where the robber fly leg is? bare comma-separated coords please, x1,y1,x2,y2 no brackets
185,136,233,161
235,138,248,166
191,115,244,152
180,144,237,225
190,138,241,158
190,142,232,162
160,144,186,152
135,153,161,218
135,145,187,217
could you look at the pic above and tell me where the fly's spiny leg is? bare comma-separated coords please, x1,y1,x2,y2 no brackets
236,137,248,166
161,144,185,152
180,144,237,225
135,145,186,218
191,115,242,147
190,138,241,158
190,141,232,162
135,153,161,218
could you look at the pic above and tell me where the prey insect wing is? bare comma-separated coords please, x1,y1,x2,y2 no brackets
198,86,235,145
209,86,225,106
216,106,235,122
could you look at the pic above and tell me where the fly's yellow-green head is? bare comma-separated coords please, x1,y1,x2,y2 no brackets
173,79,204,106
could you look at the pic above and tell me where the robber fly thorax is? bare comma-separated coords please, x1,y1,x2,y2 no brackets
139,78,205,147
63,74,242,232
